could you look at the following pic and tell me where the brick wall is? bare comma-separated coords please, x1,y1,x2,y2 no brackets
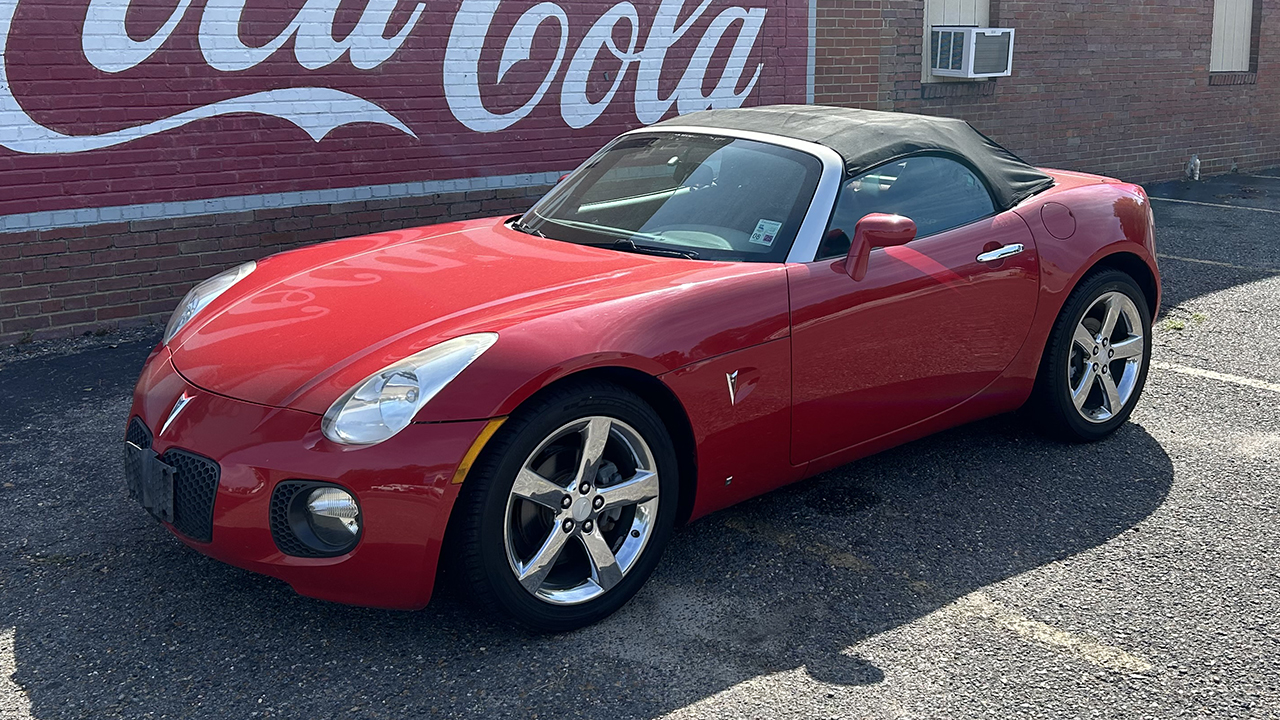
813,0,886,108
0,0,807,218
865,0,1280,181
3,0,1279,344
0,186,550,345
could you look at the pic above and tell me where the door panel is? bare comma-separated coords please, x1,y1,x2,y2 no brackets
788,211,1038,463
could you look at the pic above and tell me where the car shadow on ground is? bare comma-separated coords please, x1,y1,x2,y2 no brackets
0,338,1173,719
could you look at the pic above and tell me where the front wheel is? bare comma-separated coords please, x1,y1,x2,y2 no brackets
1031,269,1152,442
450,381,678,632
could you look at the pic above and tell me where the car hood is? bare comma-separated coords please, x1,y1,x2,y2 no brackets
169,217,765,414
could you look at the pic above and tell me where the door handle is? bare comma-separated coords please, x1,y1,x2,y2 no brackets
976,243,1025,263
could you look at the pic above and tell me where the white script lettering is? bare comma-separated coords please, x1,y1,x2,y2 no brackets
0,0,774,155
445,0,570,133
447,0,768,131
0,0,417,154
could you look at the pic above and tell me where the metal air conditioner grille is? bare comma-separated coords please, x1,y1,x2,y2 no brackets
932,30,966,72
973,33,1012,74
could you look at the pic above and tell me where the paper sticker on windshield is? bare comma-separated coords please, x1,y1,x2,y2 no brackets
749,219,783,247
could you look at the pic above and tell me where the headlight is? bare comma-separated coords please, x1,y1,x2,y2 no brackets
321,333,499,446
163,261,256,344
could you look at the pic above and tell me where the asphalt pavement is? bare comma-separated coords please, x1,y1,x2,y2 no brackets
1,172,1278,719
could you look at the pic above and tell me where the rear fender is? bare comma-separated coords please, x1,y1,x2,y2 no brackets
993,182,1159,400
1014,182,1159,322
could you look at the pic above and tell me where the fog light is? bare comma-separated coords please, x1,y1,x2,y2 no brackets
272,482,365,558
305,487,361,548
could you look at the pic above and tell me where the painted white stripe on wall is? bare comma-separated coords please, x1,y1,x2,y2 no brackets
807,0,817,104
0,171,569,234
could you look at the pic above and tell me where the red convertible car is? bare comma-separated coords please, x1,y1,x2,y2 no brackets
125,106,1158,631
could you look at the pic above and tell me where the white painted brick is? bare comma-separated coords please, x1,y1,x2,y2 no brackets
1,172,570,234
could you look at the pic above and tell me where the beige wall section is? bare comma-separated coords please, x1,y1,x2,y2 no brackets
922,0,992,82
1210,0,1254,71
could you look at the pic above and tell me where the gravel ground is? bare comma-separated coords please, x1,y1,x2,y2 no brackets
1,173,1278,720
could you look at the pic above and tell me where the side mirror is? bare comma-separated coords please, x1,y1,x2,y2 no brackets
845,213,917,281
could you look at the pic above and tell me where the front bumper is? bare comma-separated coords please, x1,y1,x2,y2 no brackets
126,344,489,610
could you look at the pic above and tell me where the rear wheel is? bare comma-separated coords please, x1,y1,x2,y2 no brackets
451,381,678,632
1032,269,1152,441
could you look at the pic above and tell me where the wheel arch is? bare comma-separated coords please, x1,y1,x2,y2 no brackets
534,366,700,527
1026,259,1154,441
1089,250,1160,319
433,365,697,628
444,364,701,533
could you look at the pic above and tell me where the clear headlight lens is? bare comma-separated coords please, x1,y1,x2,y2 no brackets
321,333,499,446
163,261,256,344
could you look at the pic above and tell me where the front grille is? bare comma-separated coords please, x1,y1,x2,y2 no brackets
162,449,220,542
123,415,220,543
973,32,1012,74
126,417,151,449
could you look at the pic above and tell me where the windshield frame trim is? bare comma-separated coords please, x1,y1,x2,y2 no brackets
615,124,845,264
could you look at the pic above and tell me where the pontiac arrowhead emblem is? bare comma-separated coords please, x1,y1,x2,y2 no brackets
160,392,194,437
726,370,739,405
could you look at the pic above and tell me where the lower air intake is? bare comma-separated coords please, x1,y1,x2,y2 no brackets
162,449,220,543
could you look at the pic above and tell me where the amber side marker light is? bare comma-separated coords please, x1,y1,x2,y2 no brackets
451,417,507,484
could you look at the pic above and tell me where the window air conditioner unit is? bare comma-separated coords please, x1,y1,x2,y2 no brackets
930,26,1015,79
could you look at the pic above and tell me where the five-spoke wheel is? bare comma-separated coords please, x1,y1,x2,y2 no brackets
451,382,677,632
1033,268,1153,441
504,416,661,605
1068,291,1146,423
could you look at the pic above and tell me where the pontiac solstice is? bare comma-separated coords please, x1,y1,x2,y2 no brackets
124,106,1159,631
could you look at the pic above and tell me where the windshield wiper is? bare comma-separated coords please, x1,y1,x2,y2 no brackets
509,216,545,238
611,238,698,260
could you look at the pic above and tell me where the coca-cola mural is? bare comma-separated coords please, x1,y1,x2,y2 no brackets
0,0,811,220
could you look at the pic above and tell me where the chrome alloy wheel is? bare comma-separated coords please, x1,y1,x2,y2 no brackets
1068,291,1145,424
503,416,660,605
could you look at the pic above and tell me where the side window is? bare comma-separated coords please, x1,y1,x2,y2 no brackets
818,155,997,259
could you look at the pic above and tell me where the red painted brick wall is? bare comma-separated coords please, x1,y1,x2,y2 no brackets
0,0,807,217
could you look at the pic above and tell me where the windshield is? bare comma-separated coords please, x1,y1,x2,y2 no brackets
518,133,824,262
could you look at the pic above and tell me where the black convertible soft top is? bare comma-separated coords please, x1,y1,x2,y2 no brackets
651,105,1054,211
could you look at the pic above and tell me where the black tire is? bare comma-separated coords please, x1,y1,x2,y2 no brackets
1030,268,1153,442
448,380,679,632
